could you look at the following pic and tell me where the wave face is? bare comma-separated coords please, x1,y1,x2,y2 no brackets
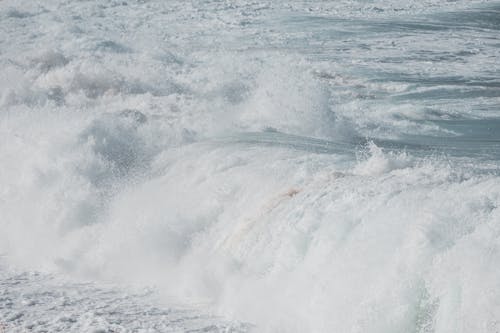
1,0,500,331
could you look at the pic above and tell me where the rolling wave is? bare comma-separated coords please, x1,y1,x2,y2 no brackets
1,0,500,331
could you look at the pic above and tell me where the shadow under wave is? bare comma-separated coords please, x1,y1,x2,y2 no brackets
210,123,500,162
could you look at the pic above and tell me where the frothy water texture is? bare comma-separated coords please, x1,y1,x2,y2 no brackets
1,0,500,332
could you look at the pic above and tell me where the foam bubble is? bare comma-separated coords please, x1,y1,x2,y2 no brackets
354,142,413,176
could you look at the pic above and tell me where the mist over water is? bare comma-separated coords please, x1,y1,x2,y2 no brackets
1,0,500,332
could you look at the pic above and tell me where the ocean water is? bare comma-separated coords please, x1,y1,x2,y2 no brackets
1,0,500,332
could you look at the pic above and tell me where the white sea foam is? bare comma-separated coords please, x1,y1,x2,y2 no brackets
1,0,500,332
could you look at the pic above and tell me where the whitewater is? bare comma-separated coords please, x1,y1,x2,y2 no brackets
1,0,500,332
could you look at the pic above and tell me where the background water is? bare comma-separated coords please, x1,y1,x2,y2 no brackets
1,1,500,332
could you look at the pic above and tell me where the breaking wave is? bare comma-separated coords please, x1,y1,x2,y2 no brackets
1,0,500,332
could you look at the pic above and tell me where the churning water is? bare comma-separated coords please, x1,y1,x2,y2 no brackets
1,0,500,332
